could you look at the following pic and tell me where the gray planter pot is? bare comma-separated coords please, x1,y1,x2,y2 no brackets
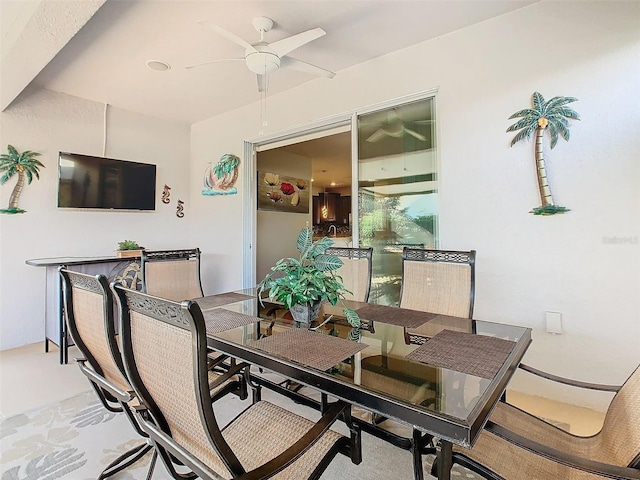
289,301,322,324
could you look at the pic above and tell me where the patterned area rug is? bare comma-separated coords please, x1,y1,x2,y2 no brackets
0,391,157,480
0,387,481,479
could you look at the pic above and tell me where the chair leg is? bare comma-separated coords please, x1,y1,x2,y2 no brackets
145,448,158,480
97,442,153,480
245,368,261,403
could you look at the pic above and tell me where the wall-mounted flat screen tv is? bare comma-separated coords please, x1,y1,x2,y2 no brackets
58,152,156,210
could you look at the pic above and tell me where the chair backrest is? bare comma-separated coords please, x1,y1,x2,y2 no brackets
114,285,242,478
399,248,476,318
597,365,640,468
141,248,203,301
60,268,130,394
326,246,374,302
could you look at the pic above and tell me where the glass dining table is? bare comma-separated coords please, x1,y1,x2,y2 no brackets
196,290,532,480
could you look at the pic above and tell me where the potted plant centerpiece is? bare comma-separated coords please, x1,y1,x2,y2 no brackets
258,226,360,326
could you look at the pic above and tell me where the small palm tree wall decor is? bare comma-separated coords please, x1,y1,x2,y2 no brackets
202,153,240,196
507,92,580,215
0,145,44,214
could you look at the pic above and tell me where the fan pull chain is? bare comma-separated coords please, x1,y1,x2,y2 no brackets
259,58,269,136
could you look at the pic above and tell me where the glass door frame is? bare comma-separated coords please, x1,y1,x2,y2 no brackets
242,89,438,289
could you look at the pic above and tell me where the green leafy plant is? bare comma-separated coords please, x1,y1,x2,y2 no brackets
507,92,580,215
0,145,44,214
258,227,360,327
117,240,142,251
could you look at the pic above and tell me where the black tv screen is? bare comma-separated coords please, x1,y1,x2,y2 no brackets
58,152,156,210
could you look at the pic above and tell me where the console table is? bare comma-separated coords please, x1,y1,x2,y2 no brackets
25,256,142,364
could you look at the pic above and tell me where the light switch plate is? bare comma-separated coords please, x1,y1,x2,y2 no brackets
545,311,563,334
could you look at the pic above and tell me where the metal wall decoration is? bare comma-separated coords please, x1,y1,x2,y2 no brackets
507,92,580,215
161,184,171,204
257,171,309,214
176,199,185,218
0,145,44,214
202,153,240,196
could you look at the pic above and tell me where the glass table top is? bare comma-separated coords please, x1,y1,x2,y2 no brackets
201,293,531,447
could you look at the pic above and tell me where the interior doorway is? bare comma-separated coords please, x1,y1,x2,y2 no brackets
243,90,439,303
255,130,352,283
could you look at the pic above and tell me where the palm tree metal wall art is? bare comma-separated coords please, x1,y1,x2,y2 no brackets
0,145,44,214
202,153,240,196
507,92,580,215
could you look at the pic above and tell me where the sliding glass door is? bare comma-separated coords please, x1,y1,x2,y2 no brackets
356,98,438,305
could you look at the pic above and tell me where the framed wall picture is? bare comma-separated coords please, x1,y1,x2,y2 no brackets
257,171,310,214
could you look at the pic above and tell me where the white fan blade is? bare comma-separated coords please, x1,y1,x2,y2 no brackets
366,129,389,143
415,119,435,124
280,56,335,78
270,28,326,57
185,58,244,69
257,74,267,93
199,21,257,53
405,128,427,141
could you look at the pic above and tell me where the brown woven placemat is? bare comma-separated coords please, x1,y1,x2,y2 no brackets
405,329,516,379
204,309,260,335
355,304,438,328
194,292,254,311
248,329,367,371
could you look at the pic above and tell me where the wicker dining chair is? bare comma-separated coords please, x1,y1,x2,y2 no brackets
325,246,373,302
430,364,640,479
141,247,247,387
141,248,204,301
114,285,361,480
59,268,156,480
369,247,476,480
399,247,476,318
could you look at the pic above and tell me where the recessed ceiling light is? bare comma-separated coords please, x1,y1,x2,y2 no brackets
146,60,171,71
330,182,336,186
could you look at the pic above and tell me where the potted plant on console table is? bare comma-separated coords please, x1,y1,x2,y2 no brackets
258,226,360,326
116,240,144,258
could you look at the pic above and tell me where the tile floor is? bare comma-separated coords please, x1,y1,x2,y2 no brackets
1,342,606,437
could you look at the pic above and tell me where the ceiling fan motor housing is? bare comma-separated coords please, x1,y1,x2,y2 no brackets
245,44,280,74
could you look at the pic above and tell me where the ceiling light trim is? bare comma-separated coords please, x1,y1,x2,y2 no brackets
146,60,171,71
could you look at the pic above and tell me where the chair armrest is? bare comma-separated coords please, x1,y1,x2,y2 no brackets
75,357,134,403
485,421,640,479
519,364,621,392
237,400,349,480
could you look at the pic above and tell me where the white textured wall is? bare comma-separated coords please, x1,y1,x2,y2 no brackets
0,86,190,350
191,1,640,410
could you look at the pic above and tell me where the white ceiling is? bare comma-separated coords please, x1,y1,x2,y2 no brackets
2,0,537,125
1,0,537,190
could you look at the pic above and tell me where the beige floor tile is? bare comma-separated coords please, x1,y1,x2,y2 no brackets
0,342,89,418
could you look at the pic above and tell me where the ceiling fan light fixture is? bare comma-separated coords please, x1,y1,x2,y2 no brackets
192,17,332,91
246,49,280,75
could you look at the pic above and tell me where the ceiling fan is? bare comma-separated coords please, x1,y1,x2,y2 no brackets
366,110,432,143
186,17,335,92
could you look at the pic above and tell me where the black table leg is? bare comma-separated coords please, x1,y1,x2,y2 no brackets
436,440,453,480
412,428,425,480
